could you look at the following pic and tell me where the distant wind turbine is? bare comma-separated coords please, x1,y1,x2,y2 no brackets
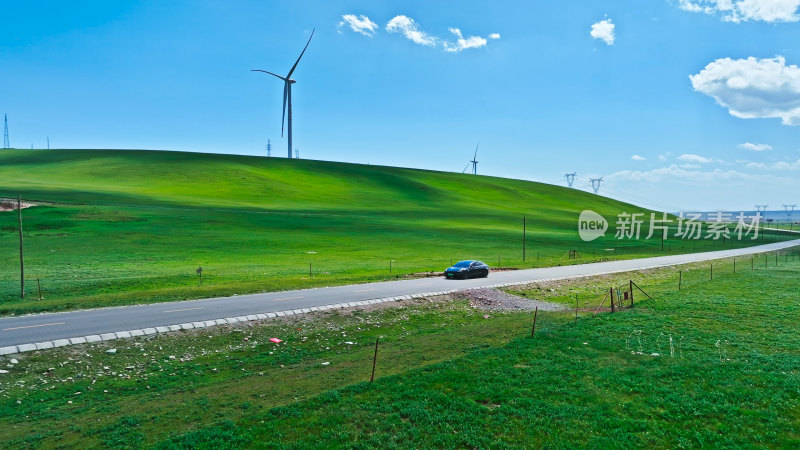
252,29,315,159
470,143,479,175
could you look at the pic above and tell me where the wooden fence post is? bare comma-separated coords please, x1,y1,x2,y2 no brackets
629,280,634,307
370,337,379,382
610,287,615,313
531,306,539,337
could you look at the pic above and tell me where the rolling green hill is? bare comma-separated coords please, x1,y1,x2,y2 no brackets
0,149,783,314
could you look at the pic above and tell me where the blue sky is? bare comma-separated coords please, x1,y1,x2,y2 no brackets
2,0,800,211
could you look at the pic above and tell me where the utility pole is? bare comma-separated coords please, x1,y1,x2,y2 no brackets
295,148,299,159
47,136,50,150
589,177,604,194
523,216,526,261
266,139,271,157
18,195,24,298
564,172,577,188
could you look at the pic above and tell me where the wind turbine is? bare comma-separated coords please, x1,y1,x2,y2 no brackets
252,29,315,159
469,143,479,175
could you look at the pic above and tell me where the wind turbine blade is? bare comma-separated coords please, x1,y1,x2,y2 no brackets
251,69,287,81
281,83,288,137
286,28,315,79
462,163,469,173
473,142,479,160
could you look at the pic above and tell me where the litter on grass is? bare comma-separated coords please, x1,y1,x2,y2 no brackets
269,338,283,344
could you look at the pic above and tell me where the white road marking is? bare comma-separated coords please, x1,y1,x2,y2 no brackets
274,296,304,302
163,307,204,313
4,322,65,331
354,288,377,292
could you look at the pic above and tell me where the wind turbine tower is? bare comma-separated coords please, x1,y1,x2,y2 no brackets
266,139,272,157
252,29,315,159
589,177,603,194
3,114,9,149
470,143,479,175
564,172,577,188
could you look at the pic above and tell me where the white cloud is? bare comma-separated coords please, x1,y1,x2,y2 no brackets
605,163,800,210
590,18,615,46
384,15,498,52
608,164,775,184
631,154,646,161
739,142,772,151
772,158,800,169
386,15,438,46
678,153,713,163
690,56,800,126
680,163,702,169
443,28,488,52
677,0,800,23
745,158,800,170
339,14,379,36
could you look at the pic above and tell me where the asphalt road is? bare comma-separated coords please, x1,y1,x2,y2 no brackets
1,239,798,348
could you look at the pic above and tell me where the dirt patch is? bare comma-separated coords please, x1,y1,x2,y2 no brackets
455,287,567,312
0,198,36,212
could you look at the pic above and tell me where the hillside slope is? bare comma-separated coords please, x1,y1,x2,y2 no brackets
0,149,775,314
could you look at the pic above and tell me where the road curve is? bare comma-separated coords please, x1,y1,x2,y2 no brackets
1,239,798,351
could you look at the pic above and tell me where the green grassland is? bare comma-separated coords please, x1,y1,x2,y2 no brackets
0,149,788,315
1,250,798,447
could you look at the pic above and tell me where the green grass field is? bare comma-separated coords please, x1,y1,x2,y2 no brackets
0,149,789,315
1,250,798,447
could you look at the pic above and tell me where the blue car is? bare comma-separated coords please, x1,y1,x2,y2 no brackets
445,260,490,279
